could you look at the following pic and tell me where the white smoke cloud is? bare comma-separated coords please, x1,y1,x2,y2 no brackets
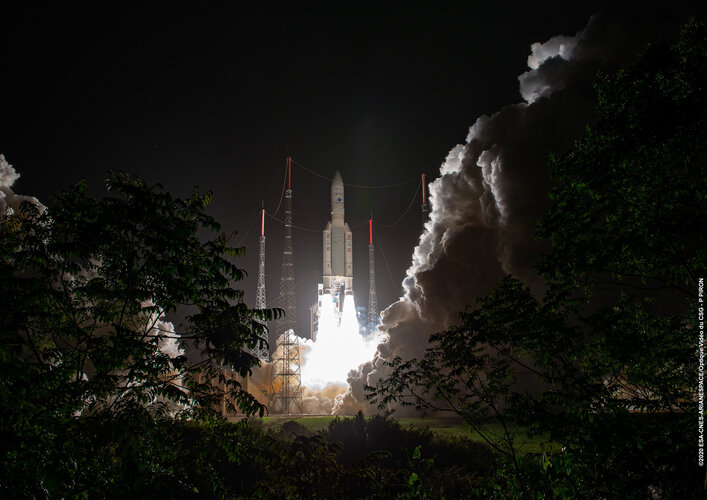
155,318,184,358
527,35,577,70
338,13,660,415
0,154,45,216
2,158,182,359
0,155,21,187
520,35,578,103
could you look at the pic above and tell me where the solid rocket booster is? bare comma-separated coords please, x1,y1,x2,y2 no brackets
322,171,353,295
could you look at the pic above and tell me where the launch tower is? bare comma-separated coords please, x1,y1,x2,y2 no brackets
251,207,269,361
421,173,429,224
270,157,304,414
276,157,297,346
270,328,304,414
367,218,377,334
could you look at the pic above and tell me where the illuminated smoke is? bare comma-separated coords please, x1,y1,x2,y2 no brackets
0,154,45,216
255,291,380,415
1,159,183,372
338,13,662,414
299,293,381,391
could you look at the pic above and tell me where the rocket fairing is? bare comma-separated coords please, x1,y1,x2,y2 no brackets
322,171,353,304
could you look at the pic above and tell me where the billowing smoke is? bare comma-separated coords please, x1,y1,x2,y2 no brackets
1,158,186,374
0,155,45,216
153,311,184,359
336,14,662,415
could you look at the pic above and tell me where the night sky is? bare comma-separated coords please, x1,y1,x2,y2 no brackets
2,3,702,338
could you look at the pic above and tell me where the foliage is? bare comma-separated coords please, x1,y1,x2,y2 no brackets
471,451,589,499
405,445,434,499
1,17,704,499
368,278,564,458
369,18,706,498
532,19,706,495
0,172,280,496
322,412,492,498
537,18,706,295
2,171,500,498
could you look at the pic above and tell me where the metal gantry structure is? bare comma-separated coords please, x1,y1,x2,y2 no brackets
421,173,429,224
271,157,303,413
252,207,269,361
249,157,428,413
367,218,378,335
277,157,298,343
270,329,304,414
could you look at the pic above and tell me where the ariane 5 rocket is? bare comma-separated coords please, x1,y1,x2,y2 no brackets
322,171,353,311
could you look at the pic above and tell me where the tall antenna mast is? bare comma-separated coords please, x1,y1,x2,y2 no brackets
277,156,298,342
252,204,269,361
367,217,378,335
271,156,303,414
421,173,429,224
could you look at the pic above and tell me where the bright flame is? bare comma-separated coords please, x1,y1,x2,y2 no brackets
299,293,381,390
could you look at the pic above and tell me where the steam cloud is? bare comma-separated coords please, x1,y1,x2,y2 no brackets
0,155,45,216
1,157,185,372
336,14,661,415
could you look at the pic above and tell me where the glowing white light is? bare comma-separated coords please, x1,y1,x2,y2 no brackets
299,293,381,390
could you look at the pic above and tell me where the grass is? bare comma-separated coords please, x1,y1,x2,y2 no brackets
256,415,336,433
257,415,559,454
398,417,560,454
286,416,333,433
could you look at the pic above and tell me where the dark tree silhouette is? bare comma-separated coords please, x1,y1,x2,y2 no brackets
0,172,280,496
370,19,706,498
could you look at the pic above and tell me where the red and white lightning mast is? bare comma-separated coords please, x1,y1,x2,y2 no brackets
421,172,429,224
367,217,378,335
277,156,298,338
252,204,269,361
271,156,303,414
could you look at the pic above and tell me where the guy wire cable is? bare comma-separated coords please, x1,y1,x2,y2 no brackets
266,211,323,233
234,207,260,247
270,158,289,217
373,225,399,294
290,158,418,189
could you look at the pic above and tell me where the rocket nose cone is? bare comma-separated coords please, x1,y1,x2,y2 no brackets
331,171,345,216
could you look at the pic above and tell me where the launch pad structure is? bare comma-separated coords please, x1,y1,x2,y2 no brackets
269,329,304,414
270,158,304,413
253,161,427,415
421,173,429,224
367,218,377,334
276,157,297,348
251,207,269,361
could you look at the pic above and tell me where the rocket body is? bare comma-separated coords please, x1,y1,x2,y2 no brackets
311,171,354,336
322,171,352,307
